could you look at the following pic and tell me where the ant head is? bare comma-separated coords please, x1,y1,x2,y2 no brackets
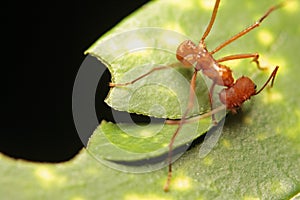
234,76,257,97
219,76,257,110
176,40,198,67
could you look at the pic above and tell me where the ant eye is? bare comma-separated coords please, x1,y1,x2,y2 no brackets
254,84,257,89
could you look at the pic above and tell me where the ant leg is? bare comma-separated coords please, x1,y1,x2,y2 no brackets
109,66,169,87
216,53,267,70
109,63,182,87
200,0,221,43
166,82,219,126
210,2,285,54
164,70,198,192
255,66,279,95
165,105,227,125
209,82,218,125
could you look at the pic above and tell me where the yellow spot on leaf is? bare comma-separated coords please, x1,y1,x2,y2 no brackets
286,128,300,144
257,29,274,46
36,167,54,182
162,143,169,147
200,0,215,10
263,90,283,104
202,156,213,166
170,0,194,10
221,139,232,149
35,167,66,187
71,197,85,200
121,134,129,138
243,196,260,200
266,58,286,75
124,194,171,200
271,180,291,195
256,133,268,141
243,116,253,125
284,0,299,13
173,176,192,191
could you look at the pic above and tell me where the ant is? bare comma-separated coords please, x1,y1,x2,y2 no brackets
109,0,284,192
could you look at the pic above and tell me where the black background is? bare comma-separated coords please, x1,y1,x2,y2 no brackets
1,0,149,162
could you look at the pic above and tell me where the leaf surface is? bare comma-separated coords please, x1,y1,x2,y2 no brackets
1,0,300,199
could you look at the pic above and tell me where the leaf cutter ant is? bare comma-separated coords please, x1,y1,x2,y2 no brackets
109,0,284,192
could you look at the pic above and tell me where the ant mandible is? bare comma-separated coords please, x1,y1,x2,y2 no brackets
109,0,284,192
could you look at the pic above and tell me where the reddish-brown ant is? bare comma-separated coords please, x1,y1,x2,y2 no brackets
109,0,284,192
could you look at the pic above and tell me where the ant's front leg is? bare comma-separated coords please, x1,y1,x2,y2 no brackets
109,66,169,87
109,63,183,87
216,53,267,70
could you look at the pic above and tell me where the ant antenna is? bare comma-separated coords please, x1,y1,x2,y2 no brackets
255,66,279,95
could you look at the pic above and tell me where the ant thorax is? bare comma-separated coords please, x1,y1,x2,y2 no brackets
194,50,215,72
195,54,234,87
176,40,227,85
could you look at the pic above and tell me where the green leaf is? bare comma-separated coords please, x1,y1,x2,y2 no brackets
1,0,300,199
87,119,210,165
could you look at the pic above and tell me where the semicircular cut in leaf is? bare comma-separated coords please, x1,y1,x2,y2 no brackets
1,0,300,200
87,27,218,119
